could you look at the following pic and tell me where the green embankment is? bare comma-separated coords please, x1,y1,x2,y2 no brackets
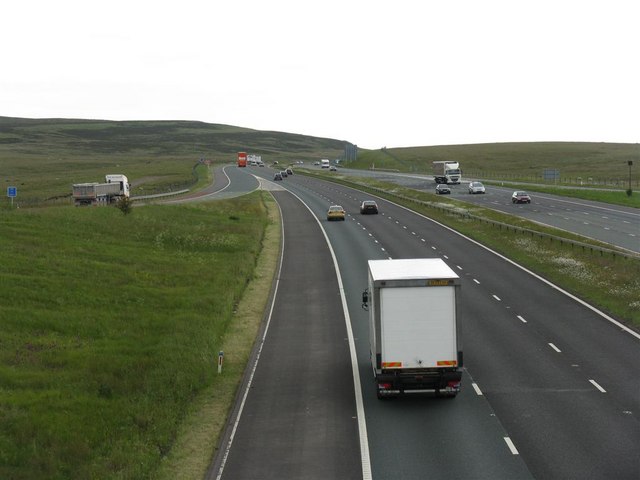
0,192,273,479
347,143,639,207
350,143,639,182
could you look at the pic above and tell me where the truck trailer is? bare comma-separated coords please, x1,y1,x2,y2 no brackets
432,161,461,184
72,174,130,206
362,258,462,399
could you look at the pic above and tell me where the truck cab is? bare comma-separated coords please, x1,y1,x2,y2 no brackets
433,161,461,184
105,174,130,197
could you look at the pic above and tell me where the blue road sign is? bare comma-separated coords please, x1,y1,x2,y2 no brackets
7,186,17,197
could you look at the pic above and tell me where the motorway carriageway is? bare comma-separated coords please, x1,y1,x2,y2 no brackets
208,166,639,480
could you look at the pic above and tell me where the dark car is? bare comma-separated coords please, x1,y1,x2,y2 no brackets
286,168,293,175
360,200,379,214
435,184,451,194
273,172,283,181
280,170,288,178
512,191,531,204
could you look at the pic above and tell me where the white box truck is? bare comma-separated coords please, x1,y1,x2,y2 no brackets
362,258,462,398
432,161,461,184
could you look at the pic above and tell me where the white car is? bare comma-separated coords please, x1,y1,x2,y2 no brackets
468,181,486,194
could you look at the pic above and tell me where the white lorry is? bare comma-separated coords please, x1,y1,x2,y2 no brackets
321,159,330,168
73,174,130,206
432,161,461,184
362,258,463,398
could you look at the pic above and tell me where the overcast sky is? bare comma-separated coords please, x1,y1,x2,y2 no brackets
2,0,638,149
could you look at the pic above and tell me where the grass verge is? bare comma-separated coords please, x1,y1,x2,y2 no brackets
154,193,281,479
0,191,277,479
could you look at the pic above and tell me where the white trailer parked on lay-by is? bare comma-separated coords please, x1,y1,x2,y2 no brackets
362,258,463,398
72,174,130,206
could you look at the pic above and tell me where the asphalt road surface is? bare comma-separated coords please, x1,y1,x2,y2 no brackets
208,187,363,480
210,166,639,480
333,168,640,254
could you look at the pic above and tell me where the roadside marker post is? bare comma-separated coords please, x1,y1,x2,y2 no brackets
218,351,224,374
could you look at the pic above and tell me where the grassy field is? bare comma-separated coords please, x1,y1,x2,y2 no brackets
0,192,272,479
340,143,640,208
346,142,639,188
0,116,348,203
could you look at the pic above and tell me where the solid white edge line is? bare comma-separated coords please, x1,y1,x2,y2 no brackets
218,165,233,193
504,437,520,455
221,165,261,196
215,197,286,480
166,165,236,204
589,379,607,393
286,189,373,479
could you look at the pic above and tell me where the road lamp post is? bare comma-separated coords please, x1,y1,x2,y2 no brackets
628,160,633,195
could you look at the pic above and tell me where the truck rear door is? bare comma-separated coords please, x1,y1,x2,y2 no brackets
380,286,457,369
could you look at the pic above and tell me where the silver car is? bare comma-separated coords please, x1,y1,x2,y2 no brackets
468,181,486,194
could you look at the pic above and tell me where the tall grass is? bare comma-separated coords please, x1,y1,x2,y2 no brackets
0,193,268,479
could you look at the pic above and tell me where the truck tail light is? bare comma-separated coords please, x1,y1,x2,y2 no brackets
378,382,393,391
447,380,461,391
